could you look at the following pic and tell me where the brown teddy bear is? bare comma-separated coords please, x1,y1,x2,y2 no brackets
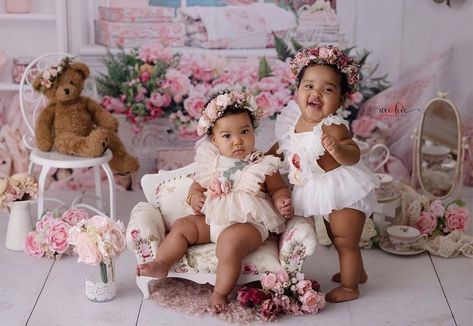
32,57,139,175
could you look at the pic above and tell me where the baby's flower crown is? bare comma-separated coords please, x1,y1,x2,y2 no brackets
197,90,263,136
290,45,360,94
38,56,75,93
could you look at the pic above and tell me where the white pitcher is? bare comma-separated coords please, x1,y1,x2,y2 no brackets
5,200,33,251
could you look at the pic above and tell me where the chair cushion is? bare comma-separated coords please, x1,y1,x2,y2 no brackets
170,235,281,274
156,175,194,230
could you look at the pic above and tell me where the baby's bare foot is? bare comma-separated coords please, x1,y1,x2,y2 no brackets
326,286,359,303
209,291,228,313
331,268,368,284
136,259,170,279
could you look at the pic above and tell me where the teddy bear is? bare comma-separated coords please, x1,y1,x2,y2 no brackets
32,57,139,175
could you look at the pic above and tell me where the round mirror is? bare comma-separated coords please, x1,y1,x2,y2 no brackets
416,95,462,198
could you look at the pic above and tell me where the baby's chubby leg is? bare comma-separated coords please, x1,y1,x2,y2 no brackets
137,214,210,278
211,223,263,313
326,208,366,303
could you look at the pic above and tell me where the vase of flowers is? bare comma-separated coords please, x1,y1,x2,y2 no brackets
68,215,126,302
0,173,38,251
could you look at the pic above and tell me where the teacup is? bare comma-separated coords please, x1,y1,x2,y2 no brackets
386,225,427,251
374,173,394,198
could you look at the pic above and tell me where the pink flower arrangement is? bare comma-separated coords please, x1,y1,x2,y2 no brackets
68,215,126,266
24,208,88,258
98,45,293,139
237,270,325,321
0,173,38,211
413,199,470,237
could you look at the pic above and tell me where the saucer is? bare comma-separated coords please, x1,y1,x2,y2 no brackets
375,184,400,202
378,237,425,256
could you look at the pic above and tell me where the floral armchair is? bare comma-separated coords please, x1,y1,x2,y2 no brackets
126,163,317,299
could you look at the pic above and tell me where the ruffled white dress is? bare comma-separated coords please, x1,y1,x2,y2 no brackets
194,139,286,239
275,100,379,219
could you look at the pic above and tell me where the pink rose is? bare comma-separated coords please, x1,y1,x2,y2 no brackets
183,95,206,119
352,116,378,138
255,92,276,118
276,270,290,286
62,208,88,226
287,302,303,315
295,279,312,295
74,233,101,265
444,204,470,233
36,212,55,232
85,215,109,231
415,211,438,235
260,272,277,290
219,177,231,195
259,299,281,321
273,295,291,311
208,177,222,198
428,200,445,218
348,91,364,104
101,96,128,114
48,222,70,254
300,290,320,313
149,92,172,108
162,69,191,103
24,231,44,257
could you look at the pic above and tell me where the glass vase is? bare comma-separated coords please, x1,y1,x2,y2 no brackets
85,258,116,302
5,200,33,251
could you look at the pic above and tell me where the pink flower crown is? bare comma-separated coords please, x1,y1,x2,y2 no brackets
197,90,263,136
290,45,360,94
38,56,75,93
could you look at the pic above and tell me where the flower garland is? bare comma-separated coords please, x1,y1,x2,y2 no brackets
38,57,74,93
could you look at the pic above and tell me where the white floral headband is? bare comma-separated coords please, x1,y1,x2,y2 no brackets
290,45,360,94
38,56,75,93
197,90,263,136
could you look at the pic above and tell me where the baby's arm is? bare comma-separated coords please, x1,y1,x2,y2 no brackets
186,180,206,215
265,172,293,219
321,124,360,166
265,142,283,160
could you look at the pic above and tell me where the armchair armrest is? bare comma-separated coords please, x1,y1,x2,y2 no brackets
278,216,317,273
126,202,166,264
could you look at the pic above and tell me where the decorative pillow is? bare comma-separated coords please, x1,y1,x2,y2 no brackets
156,175,194,230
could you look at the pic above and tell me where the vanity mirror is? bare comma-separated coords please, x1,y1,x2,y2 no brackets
412,92,467,199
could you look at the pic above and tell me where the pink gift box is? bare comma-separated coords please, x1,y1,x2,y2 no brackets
95,35,185,48
108,0,148,8
98,6,175,22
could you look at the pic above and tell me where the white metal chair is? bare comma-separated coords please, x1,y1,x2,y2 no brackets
19,52,116,220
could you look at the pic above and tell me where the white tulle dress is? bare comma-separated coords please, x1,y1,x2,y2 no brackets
275,100,378,219
194,139,286,240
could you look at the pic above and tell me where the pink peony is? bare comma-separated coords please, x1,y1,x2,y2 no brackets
415,211,438,235
300,290,321,313
85,215,109,231
444,204,470,233
74,233,101,265
260,272,277,290
62,208,88,226
183,95,206,119
237,287,268,307
255,92,276,118
48,222,70,254
276,270,290,286
352,116,378,138
162,69,192,103
24,232,44,257
295,279,312,295
149,92,172,108
429,200,445,218
259,299,281,321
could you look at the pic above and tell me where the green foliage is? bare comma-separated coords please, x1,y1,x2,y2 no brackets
258,57,273,79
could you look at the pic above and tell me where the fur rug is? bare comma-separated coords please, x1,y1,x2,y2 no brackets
150,278,259,324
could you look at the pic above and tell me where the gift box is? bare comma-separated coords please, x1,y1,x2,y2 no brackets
95,20,186,47
98,6,175,22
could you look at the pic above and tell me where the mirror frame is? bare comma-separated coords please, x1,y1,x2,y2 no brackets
415,94,462,199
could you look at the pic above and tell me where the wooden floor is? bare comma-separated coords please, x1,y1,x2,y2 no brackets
0,189,472,326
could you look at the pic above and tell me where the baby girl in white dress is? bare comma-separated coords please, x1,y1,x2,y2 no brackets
268,46,379,303
138,90,293,312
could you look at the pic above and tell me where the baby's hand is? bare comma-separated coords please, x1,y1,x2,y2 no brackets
321,132,341,155
276,197,293,219
190,192,205,215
